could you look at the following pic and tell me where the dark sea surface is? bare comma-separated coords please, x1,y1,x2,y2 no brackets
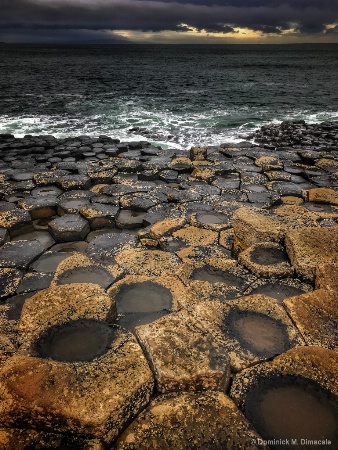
0,43,337,149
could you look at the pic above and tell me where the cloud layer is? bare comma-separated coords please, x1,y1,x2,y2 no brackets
1,0,338,42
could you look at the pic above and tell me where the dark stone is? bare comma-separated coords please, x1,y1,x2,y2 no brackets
0,240,45,269
48,214,90,242
86,233,138,263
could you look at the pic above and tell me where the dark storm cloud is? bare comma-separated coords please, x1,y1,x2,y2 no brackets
1,0,337,37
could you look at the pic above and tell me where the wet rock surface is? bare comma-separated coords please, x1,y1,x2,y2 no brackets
0,126,337,448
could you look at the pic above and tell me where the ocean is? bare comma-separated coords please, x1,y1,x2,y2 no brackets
0,43,338,150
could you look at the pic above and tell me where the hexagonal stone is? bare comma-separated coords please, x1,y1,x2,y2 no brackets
285,226,338,282
115,249,181,277
177,259,255,302
188,295,303,372
108,274,192,332
136,309,230,394
52,253,122,290
57,197,91,215
80,204,119,230
56,174,91,191
86,233,138,264
190,211,231,231
0,208,32,237
284,289,338,349
230,347,338,448
238,242,293,278
115,392,267,450
18,196,57,219
0,326,154,445
12,230,55,250
30,250,74,273
48,214,90,242
19,283,117,341
232,206,318,251
120,193,158,211
0,240,45,269
307,187,338,205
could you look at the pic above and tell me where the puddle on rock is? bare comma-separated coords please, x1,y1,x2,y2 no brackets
250,247,289,266
30,252,73,273
196,212,228,225
117,310,169,332
244,375,338,449
250,282,307,302
115,281,172,313
304,202,336,213
228,310,289,357
192,265,243,287
36,319,116,362
57,266,115,289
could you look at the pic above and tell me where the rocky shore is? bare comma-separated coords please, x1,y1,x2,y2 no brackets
0,121,337,449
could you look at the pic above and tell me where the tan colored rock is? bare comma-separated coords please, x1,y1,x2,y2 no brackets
285,226,338,282
173,225,218,246
284,289,338,349
175,244,231,264
0,329,154,445
0,209,32,238
279,196,304,206
232,207,283,250
189,167,215,182
315,260,338,290
0,334,17,366
19,283,116,341
255,156,283,171
148,216,186,240
177,259,255,303
0,428,104,450
316,158,338,169
168,157,193,172
0,268,24,299
115,392,267,450
190,146,207,161
307,187,338,205
230,347,338,447
115,249,182,277
136,309,231,394
51,252,122,288
238,242,293,278
219,228,234,250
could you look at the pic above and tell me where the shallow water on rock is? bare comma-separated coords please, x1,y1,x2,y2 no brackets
245,375,338,449
30,251,73,273
250,282,307,302
196,212,228,225
115,281,172,313
250,247,288,266
229,311,289,357
57,266,115,289
37,319,116,362
192,265,243,287
117,310,169,332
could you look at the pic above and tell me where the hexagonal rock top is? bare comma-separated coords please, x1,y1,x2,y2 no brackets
0,327,154,445
230,347,338,448
0,268,24,299
285,226,338,282
136,308,231,394
19,283,116,341
86,233,139,264
48,214,90,242
0,240,45,270
284,289,338,349
238,242,293,278
0,208,32,238
114,392,267,450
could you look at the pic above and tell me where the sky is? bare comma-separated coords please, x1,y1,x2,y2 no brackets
1,0,338,44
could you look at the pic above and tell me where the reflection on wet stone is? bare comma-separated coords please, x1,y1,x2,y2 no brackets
244,375,338,450
36,319,117,362
228,310,289,357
